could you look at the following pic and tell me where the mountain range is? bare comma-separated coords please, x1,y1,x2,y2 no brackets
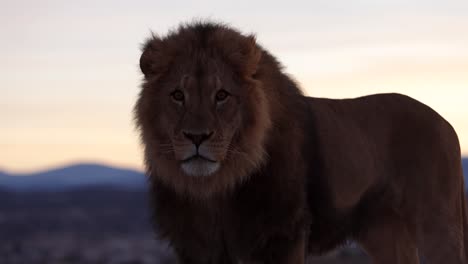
0,158,467,191
0,163,146,191
464,158,468,177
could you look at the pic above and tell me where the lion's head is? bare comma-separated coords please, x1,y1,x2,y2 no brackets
135,22,272,197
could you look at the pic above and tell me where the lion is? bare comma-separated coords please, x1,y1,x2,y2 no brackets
134,21,468,263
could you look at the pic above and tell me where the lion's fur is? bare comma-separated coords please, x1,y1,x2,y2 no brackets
135,21,468,263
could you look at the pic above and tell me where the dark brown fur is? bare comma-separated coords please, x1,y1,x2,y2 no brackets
135,21,468,263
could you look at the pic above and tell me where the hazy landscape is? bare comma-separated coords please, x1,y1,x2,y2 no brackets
0,159,466,264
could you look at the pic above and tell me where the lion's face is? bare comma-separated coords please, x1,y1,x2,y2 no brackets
146,62,243,177
135,24,272,195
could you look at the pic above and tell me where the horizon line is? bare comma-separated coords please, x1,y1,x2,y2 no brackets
0,160,144,175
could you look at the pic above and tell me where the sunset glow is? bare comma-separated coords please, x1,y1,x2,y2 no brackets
2,0,468,172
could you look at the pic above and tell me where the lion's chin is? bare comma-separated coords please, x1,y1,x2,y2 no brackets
181,157,220,177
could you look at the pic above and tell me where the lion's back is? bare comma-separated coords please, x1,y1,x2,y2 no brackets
304,92,462,212
307,93,460,160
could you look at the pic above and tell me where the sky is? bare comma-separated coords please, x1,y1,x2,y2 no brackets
1,0,468,173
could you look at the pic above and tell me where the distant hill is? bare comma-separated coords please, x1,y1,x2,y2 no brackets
0,163,146,191
463,158,468,177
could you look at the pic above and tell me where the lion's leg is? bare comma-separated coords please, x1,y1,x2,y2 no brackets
357,215,419,264
417,188,467,264
267,232,307,264
281,232,307,264
244,231,307,264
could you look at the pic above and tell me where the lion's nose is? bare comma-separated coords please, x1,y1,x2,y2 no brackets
183,131,213,147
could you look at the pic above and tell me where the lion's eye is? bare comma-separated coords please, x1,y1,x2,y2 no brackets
215,90,230,102
171,90,185,102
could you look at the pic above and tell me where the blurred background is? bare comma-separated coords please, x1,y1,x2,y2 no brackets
1,0,467,263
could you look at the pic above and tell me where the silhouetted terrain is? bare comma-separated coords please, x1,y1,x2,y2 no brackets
0,159,466,263
0,163,146,191
0,187,175,264
463,158,468,176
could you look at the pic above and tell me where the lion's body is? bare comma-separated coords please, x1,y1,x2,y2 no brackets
136,22,467,263
305,95,467,262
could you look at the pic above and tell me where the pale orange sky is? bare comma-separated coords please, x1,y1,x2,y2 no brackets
2,0,468,173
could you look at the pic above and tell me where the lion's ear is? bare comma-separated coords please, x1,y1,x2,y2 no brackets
139,35,167,78
227,34,262,77
243,35,262,76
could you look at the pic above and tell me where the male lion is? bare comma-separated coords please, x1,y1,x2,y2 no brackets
134,21,468,263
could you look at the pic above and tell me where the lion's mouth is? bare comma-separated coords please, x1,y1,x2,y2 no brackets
180,155,220,177
182,154,217,163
